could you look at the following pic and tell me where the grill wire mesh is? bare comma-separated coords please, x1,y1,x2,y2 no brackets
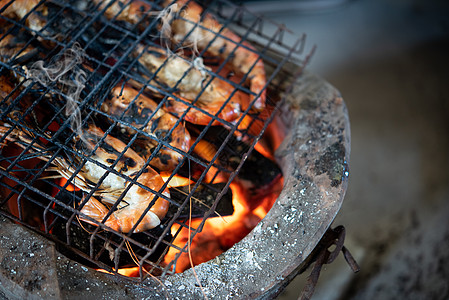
0,0,309,280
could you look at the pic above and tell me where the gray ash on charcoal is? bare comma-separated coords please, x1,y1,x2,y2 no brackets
0,28,42,68
167,182,234,219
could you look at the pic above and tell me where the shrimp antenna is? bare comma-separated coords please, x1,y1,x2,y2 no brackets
124,240,170,299
184,159,209,299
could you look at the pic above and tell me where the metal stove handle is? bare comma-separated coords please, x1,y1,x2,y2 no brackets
299,225,360,300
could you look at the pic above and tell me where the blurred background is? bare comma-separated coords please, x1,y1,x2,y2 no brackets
238,0,449,298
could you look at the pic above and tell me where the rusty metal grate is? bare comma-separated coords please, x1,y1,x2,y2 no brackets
0,0,309,280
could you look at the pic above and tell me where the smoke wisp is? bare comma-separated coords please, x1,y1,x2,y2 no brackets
27,44,87,141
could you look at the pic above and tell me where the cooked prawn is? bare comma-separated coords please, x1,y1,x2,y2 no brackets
0,0,47,32
75,125,170,233
104,84,190,171
0,120,170,233
164,93,241,126
164,0,267,111
93,0,266,112
87,0,247,125
136,45,243,125
92,0,152,24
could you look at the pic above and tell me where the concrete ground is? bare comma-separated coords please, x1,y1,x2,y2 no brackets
242,0,449,298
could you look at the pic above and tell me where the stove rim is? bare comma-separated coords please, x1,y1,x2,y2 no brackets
0,71,350,299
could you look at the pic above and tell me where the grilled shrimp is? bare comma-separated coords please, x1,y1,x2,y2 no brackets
92,0,266,112
92,0,153,24
87,0,246,125
136,45,242,125
0,119,170,233
164,0,266,111
74,125,170,233
0,0,47,32
103,84,190,171
164,93,241,126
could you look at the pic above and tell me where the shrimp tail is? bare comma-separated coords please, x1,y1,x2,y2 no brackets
79,196,114,226
108,208,162,233
80,196,162,233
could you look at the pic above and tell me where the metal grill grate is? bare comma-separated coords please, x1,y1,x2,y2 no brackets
0,0,310,279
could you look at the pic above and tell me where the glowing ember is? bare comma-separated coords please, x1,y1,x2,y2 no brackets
97,267,140,277
161,174,193,187
191,139,228,184
163,176,283,273
49,121,284,277
58,177,80,192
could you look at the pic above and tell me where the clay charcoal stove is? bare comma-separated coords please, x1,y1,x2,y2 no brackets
0,0,350,298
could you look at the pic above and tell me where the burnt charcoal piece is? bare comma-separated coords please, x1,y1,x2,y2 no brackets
233,148,283,211
236,148,281,187
168,183,234,219
198,126,282,185
175,157,229,184
192,126,283,211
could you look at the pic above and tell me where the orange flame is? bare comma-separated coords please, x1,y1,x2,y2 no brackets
52,116,285,277
160,118,284,274
191,139,228,184
96,267,140,277
163,175,283,273
58,177,80,192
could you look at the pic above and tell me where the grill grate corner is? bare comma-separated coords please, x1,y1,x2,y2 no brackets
0,0,312,281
